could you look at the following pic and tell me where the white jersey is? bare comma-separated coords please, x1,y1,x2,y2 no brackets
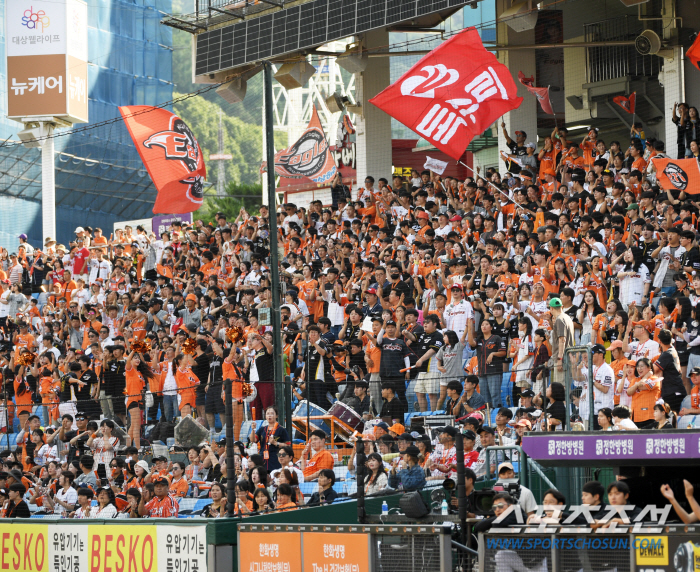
578,362,615,421
627,339,660,362
444,300,473,339
618,264,651,308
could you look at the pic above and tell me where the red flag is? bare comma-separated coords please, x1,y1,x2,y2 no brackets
686,32,700,71
517,72,554,115
612,93,636,114
652,158,700,193
272,106,337,183
119,106,206,214
369,27,522,160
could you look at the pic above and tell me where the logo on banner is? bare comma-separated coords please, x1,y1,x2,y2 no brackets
663,162,688,190
273,105,337,183
144,118,200,172
401,65,460,98
22,7,50,32
277,130,329,179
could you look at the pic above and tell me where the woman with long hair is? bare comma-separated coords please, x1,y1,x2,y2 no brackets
172,352,200,418
510,317,535,398
671,296,693,381
364,452,388,495
200,482,226,518
123,460,147,493
94,486,118,518
614,248,650,309
604,310,629,344
125,349,155,449
577,290,604,345
252,487,274,512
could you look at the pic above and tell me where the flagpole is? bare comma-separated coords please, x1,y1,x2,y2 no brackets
262,61,286,425
457,159,514,205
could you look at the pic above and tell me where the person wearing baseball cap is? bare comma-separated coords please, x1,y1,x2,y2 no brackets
680,367,700,417
496,462,537,515
574,344,615,427
549,296,575,386
388,444,426,492
139,475,179,517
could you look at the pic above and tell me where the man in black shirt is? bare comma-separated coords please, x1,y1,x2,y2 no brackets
406,314,444,412
76,355,100,419
61,414,91,463
102,346,126,425
303,326,334,410
468,319,507,408
374,320,411,412
380,383,404,422
654,329,687,412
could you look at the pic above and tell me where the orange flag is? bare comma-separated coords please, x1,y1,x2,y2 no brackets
119,106,206,214
686,33,700,71
652,158,700,193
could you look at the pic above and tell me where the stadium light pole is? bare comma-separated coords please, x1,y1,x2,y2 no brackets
262,61,287,427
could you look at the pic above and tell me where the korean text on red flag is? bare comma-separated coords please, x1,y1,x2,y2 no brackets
370,27,523,160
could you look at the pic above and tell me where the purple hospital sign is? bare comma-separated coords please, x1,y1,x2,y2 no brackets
152,213,193,236
521,432,700,466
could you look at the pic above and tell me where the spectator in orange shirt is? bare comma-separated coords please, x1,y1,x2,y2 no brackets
168,462,189,498
138,478,179,517
301,430,334,480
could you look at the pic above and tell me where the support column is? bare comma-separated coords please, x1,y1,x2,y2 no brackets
660,49,684,159
354,29,392,193
496,0,538,163
41,123,56,240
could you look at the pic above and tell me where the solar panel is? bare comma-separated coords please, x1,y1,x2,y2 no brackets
195,0,470,75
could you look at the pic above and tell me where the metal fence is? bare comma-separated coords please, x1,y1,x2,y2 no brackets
584,16,661,83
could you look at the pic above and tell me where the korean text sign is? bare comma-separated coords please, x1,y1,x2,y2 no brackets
5,0,88,123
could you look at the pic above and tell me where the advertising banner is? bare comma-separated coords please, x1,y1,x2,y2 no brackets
239,531,302,572
302,532,369,572
6,0,88,123
0,523,205,572
521,432,699,464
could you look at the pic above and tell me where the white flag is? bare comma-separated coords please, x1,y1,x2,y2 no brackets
424,155,448,175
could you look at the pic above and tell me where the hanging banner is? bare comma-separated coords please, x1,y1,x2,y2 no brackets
120,106,207,214
612,92,636,114
652,157,700,193
271,106,337,184
369,27,522,160
517,71,554,115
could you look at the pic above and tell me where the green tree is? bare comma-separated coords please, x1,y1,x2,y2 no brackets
200,181,265,222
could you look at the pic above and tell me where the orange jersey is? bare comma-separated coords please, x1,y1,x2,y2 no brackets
124,365,146,407
303,449,334,478
144,494,179,518
168,477,189,498
175,366,199,409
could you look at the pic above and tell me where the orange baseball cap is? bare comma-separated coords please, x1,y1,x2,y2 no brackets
388,423,405,435
608,340,624,351
186,294,197,302
632,320,653,332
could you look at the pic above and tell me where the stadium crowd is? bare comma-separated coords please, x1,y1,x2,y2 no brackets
0,110,698,519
